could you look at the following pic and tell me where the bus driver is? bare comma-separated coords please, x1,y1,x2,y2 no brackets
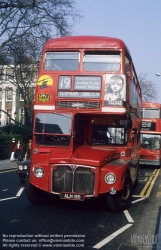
154,139,160,150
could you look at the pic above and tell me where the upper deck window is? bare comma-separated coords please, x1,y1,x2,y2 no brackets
142,108,160,118
44,52,79,71
83,51,121,72
125,56,130,76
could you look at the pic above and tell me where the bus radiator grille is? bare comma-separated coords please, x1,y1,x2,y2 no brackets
52,165,95,195
57,101,100,109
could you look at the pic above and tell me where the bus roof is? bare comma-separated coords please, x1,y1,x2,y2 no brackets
142,102,161,109
44,35,130,52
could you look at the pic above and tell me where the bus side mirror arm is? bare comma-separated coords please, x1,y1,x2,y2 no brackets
125,120,132,131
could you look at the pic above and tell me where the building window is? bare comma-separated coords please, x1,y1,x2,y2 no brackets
19,108,24,124
0,69,4,80
6,71,14,80
0,89,2,101
6,109,11,125
20,92,24,101
6,89,13,101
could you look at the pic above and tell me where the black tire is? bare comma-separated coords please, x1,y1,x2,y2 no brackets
106,176,132,212
25,176,44,205
19,175,25,183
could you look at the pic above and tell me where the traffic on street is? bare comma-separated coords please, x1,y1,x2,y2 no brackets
0,161,161,250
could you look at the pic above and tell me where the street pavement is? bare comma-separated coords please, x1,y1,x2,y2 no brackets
0,159,17,171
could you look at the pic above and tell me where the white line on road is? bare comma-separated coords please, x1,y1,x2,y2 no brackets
16,187,25,197
93,224,133,249
124,210,134,223
0,197,17,202
132,195,147,198
0,187,25,201
132,197,146,204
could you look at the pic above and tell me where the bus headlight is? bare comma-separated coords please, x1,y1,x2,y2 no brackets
34,167,44,178
104,173,116,184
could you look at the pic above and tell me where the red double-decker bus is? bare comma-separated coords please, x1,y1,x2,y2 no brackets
140,102,161,167
25,36,142,211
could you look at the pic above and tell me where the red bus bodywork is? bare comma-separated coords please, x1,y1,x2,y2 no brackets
26,36,142,211
140,102,161,167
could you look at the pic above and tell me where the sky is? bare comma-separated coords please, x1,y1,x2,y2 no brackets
73,0,161,103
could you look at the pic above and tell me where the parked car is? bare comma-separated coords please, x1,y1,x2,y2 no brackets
16,160,31,183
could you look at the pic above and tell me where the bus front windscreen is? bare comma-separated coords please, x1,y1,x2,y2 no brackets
141,134,161,150
34,113,72,146
92,124,125,145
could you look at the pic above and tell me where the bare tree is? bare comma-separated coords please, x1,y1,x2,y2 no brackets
0,36,40,125
0,1,81,125
138,73,158,102
0,0,82,49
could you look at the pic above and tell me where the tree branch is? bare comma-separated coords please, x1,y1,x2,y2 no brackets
0,109,21,125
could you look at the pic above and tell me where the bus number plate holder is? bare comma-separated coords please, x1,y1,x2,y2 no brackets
60,192,85,201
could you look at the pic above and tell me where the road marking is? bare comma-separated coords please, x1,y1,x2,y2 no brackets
93,170,157,250
139,169,160,197
145,170,156,176
146,169,160,197
132,197,146,204
132,195,147,198
0,187,25,201
124,210,134,223
16,187,24,197
138,177,148,182
93,224,133,249
0,197,17,202
139,175,154,196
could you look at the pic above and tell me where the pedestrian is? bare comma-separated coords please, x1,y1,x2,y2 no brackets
14,140,23,163
9,138,16,162
26,139,32,159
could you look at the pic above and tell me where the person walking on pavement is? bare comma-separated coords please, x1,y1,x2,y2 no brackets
9,138,16,162
14,140,23,163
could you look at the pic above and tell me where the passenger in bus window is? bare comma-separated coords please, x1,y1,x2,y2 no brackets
154,139,160,149
105,75,124,105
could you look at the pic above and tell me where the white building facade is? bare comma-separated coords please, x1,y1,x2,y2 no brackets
0,66,36,125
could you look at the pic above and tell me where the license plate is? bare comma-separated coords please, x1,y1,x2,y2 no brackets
60,192,85,201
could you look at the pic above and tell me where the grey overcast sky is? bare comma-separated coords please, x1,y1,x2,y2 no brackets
73,0,161,102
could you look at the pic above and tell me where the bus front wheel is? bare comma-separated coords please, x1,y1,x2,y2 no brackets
25,176,45,205
106,176,132,212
